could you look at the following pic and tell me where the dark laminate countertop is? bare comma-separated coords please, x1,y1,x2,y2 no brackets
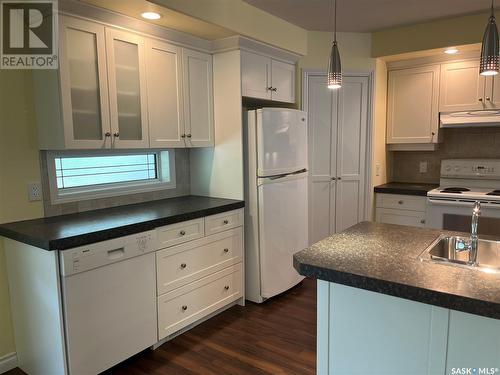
374,182,439,196
0,196,244,250
294,222,500,320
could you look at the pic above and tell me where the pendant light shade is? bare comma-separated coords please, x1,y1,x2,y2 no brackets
327,0,342,89
480,0,500,76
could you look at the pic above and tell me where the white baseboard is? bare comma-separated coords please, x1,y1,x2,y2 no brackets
0,352,17,374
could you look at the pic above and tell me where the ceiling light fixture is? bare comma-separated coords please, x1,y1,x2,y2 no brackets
480,0,499,76
327,0,342,89
444,47,458,54
141,11,161,20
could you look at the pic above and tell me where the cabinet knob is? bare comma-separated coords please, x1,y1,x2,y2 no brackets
179,230,186,236
267,86,273,91
182,305,188,311
180,263,187,269
224,285,230,291
223,248,229,253
181,134,186,138
398,200,404,205
337,177,342,180
104,132,111,137
479,98,483,102
223,219,229,225
272,87,277,92
431,132,435,136
331,177,337,181
113,132,119,138
420,219,426,224
486,97,491,101
186,134,192,138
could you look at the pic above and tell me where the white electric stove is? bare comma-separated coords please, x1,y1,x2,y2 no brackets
426,159,500,236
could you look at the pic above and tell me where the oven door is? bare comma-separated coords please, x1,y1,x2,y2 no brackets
426,198,500,236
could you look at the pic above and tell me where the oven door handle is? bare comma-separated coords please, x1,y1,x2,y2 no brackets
427,198,500,208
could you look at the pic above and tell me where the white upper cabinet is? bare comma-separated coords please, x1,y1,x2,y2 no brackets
182,48,214,147
58,16,111,149
439,60,486,112
387,65,440,144
106,28,149,149
241,50,296,103
145,39,184,148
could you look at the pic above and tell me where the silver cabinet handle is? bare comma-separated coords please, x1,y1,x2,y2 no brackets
223,248,229,253
182,305,188,311
224,285,230,290
179,230,186,236
180,263,186,269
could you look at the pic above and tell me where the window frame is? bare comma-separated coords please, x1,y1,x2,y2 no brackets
46,149,176,204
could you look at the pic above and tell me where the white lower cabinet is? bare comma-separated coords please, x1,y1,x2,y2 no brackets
155,209,244,341
375,193,427,227
158,264,242,339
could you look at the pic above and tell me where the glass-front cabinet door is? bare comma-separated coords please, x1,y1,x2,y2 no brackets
106,28,149,149
59,16,111,149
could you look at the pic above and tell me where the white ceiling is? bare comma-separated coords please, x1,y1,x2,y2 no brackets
243,0,496,32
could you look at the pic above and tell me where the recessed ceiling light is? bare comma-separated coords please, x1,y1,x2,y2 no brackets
141,12,161,20
444,48,459,54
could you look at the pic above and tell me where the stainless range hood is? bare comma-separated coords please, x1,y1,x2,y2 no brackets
440,110,500,128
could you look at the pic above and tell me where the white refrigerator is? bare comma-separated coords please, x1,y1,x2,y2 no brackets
245,108,308,303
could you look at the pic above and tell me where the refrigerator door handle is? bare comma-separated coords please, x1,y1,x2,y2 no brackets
260,168,308,180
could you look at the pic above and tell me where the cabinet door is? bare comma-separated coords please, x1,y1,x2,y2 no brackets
335,76,368,232
106,28,149,148
145,39,185,148
241,50,272,100
487,75,500,108
59,16,111,149
271,60,295,103
446,311,500,373
375,208,426,227
440,60,486,112
307,75,336,244
182,49,214,147
387,65,440,144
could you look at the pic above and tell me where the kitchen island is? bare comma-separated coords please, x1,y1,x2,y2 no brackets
294,222,500,375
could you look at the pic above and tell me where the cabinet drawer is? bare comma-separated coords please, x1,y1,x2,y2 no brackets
158,264,242,339
156,218,204,249
205,209,243,236
156,227,243,294
375,208,426,227
376,194,426,212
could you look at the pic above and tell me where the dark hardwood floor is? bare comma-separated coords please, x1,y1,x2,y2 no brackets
8,278,316,375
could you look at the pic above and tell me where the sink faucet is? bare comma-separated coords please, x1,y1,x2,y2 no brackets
455,201,481,266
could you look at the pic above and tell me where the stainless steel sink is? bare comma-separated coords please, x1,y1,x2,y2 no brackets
419,236,500,273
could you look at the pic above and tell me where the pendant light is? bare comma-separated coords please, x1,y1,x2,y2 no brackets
327,0,342,89
480,0,499,76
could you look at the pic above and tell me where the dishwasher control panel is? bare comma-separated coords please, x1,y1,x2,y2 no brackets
60,230,156,276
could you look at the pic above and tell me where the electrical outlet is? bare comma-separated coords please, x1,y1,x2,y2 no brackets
28,182,42,201
375,163,381,177
419,161,428,174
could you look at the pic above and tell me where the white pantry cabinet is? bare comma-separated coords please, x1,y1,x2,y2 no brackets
386,65,440,145
306,73,370,244
241,50,295,103
35,14,215,150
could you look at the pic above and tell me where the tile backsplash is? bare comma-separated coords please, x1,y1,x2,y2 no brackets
392,127,500,183
40,149,191,217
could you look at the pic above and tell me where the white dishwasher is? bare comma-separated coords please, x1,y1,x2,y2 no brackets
60,230,157,375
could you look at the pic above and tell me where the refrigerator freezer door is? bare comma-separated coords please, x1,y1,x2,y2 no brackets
257,108,308,177
258,173,307,298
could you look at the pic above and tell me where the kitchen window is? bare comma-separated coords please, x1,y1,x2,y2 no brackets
47,150,175,203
